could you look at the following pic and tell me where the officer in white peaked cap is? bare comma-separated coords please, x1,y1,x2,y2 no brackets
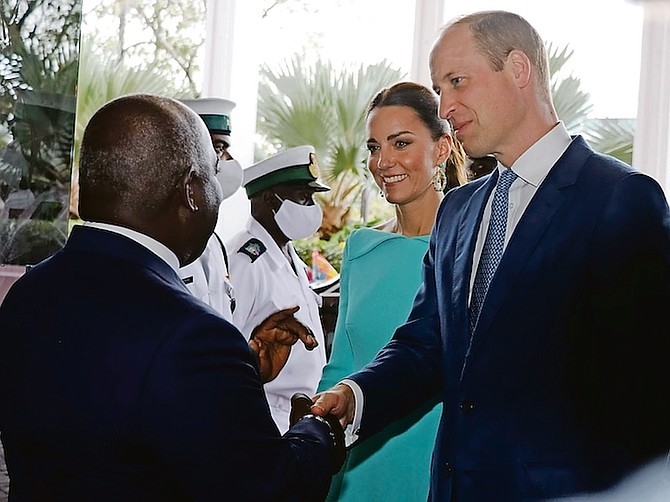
178,98,241,321
227,145,330,433
180,97,242,199
179,103,318,385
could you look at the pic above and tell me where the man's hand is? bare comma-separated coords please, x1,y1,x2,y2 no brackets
248,306,318,383
289,393,346,474
311,383,355,430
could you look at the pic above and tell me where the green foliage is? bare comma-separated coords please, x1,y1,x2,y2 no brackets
293,224,359,273
0,218,67,265
83,0,206,95
548,42,593,133
582,118,635,165
0,0,80,191
293,216,389,273
0,0,81,98
548,41,633,165
293,234,346,274
74,36,188,158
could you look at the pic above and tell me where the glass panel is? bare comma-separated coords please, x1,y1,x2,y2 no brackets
0,0,81,304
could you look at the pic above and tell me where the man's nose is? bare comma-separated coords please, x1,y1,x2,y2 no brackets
438,91,456,122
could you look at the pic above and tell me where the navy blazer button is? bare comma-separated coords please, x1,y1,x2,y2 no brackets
444,462,453,474
459,401,475,413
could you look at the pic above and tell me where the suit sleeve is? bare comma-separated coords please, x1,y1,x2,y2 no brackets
318,237,355,391
138,313,335,500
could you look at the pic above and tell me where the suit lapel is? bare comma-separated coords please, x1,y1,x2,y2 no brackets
461,137,592,379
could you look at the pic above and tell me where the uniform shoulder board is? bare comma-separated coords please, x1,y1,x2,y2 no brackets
238,238,266,263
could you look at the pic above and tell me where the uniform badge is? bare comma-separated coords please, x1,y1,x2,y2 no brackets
238,238,266,263
308,152,320,178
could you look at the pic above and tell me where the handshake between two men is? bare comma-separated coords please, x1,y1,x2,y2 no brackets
248,304,349,472
251,305,357,473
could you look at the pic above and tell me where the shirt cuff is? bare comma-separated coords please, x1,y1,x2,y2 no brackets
339,378,363,447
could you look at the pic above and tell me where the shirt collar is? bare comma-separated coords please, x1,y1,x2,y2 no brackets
84,221,180,272
505,122,572,187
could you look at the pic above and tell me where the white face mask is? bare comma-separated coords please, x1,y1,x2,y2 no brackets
216,158,243,200
274,195,323,240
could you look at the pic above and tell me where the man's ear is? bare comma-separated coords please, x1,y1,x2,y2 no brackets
178,166,199,212
508,49,532,90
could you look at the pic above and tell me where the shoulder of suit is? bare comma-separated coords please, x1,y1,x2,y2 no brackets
237,238,266,263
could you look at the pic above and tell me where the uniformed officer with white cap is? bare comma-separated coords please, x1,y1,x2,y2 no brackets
227,145,330,433
179,99,316,384
179,98,241,322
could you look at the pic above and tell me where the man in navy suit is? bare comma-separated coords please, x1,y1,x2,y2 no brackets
0,94,343,500
313,10,670,501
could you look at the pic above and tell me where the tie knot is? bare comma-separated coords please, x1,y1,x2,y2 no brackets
498,169,517,191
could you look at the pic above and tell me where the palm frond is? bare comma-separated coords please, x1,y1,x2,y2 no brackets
582,118,634,165
552,76,593,132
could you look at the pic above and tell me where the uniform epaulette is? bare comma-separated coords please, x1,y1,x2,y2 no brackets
238,238,266,263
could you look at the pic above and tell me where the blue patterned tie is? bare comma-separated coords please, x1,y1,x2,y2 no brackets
469,168,518,331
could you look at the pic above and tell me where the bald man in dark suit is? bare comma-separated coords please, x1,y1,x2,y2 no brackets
0,94,343,501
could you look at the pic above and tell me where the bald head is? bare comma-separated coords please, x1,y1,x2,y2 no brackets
79,93,222,265
80,94,202,219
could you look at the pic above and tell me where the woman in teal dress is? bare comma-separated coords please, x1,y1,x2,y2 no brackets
318,82,468,501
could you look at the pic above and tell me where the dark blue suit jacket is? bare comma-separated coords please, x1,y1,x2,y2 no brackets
349,137,670,501
0,225,335,501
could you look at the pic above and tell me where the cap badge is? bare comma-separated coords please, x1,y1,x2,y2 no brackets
308,152,320,178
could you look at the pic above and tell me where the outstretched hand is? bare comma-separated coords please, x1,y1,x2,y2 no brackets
248,306,318,383
311,383,356,430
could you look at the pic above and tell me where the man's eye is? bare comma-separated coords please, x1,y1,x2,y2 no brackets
451,76,463,86
366,144,379,154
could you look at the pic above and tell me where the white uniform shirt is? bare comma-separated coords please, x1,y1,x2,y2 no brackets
227,217,327,433
179,232,235,323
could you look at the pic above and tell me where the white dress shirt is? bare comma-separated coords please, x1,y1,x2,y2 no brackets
469,122,572,299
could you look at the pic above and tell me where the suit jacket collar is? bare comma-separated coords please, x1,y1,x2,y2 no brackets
83,221,180,271
65,225,188,291
460,136,594,379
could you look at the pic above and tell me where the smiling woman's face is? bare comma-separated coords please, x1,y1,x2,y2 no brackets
366,105,443,206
